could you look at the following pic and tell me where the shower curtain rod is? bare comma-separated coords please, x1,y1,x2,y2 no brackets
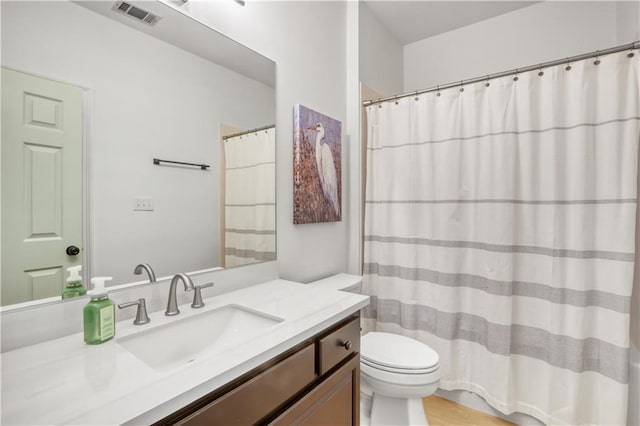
363,41,640,107
222,124,275,140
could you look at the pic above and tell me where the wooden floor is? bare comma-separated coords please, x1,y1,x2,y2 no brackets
423,396,514,426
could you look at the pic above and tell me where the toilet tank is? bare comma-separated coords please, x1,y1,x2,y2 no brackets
308,273,362,293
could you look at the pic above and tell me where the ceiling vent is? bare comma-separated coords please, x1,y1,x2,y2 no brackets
112,2,161,26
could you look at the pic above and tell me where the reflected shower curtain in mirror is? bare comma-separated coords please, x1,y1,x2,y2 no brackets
224,127,276,267
363,51,640,425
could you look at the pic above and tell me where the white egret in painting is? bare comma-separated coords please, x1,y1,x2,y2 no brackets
308,123,339,216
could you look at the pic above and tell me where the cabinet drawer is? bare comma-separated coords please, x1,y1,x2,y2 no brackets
179,344,316,425
269,355,359,426
317,316,360,375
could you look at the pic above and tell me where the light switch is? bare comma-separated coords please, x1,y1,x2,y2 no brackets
134,197,154,211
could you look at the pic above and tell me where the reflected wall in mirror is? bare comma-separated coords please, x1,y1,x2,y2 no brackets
1,0,276,307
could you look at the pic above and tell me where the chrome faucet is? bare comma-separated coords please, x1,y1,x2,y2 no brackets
165,273,195,316
133,263,156,283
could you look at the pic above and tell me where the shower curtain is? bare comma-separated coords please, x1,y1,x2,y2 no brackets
223,127,276,267
363,50,640,425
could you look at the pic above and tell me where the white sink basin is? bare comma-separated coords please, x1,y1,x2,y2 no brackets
117,304,283,371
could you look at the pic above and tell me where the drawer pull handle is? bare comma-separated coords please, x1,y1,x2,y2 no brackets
341,340,352,351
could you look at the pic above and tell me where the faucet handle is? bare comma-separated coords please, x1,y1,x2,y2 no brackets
118,298,150,325
191,282,214,309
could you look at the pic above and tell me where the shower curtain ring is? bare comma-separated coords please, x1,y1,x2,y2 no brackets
594,51,601,65
414,91,419,101
538,65,544,77
565,58,572,71
513,69,519,81
484,76,490,87
394,96,399,105
459,81,464,92
436,86,441,97
628,46,635,58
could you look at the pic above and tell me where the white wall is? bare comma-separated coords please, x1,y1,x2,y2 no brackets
171,1,350,283
2,1,275,285
358,2,404,97
617,0,640,43
404,2,621,92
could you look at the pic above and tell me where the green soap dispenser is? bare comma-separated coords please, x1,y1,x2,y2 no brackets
62,265,86,299
84,277,115,345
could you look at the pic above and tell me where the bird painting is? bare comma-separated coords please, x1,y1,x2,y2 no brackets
293,104,342,224
307,123,340,216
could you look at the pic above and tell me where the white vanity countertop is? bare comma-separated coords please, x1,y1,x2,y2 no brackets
1,279,369,425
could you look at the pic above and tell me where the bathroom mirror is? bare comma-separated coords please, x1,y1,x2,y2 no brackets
0,0,276,308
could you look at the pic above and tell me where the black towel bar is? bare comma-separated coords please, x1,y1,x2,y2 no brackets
153,158,209,170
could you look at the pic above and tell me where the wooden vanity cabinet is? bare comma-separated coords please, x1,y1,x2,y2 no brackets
156,314,361,426
269,355,359,425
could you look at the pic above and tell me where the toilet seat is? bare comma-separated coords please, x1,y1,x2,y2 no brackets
362,357,439,375
361,361,440,387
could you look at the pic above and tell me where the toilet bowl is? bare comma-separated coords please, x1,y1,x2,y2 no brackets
309,274,441,425
361,331,440,425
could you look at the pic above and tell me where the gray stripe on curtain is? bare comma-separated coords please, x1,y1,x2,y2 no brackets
224,247,276,261
365,235,635,262
364,263,630,312
367,116,640,151
363,296,629,383
366,198,637,205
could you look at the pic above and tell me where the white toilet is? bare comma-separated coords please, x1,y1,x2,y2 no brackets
309,274,441,426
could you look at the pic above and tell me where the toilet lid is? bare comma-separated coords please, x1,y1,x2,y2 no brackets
361,332,439,373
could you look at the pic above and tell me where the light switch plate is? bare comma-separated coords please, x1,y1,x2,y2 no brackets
134,197,154,211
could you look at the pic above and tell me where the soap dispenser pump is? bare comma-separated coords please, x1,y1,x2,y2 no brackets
62,265,86,299
83,277,115,345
